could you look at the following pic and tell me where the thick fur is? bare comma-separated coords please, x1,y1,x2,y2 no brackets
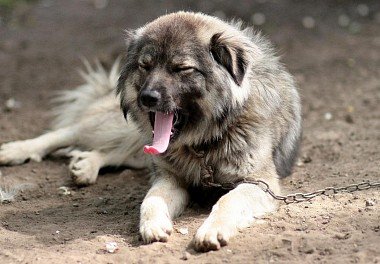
0,12,301,252
0,60,147,185
118,12,301,251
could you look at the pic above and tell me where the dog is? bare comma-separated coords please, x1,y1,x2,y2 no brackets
0,12,301,252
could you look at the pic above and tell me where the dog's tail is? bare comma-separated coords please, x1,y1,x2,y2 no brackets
50,58,121,129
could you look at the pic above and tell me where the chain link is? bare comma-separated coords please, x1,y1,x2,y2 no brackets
202,179,380,204
191,146,380,204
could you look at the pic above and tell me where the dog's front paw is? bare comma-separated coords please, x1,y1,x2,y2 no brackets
194,219,233,252
0,141,42,165
69,151,100,186
140,216,173,243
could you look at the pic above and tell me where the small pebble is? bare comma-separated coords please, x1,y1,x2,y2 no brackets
282,239,292,246
365,199,375,207
181,251,190,260
334,233,350,240
58,186,71,196
300,246,314,254
176,227,189,235
296,159,304,167
324,112,332,120
302,156,312,163
5,98,21,111
105,241,118,253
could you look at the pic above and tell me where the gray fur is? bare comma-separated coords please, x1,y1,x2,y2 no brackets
0,12,302,251
118,12,302,187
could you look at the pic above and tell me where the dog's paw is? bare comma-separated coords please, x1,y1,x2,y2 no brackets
193,219,233,252
69,151,100,186
140,216,173,243
0,141,42,165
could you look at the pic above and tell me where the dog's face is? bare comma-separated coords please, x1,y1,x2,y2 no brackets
117,12,254,153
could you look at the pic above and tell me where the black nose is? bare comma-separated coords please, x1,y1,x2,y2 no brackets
140,90,161,108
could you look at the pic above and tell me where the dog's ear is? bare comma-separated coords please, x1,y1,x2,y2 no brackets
124,29,136,48
117,65,130,121
210,33,248,86
117,30,138,121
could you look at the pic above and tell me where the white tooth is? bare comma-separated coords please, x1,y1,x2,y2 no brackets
152,130,154,134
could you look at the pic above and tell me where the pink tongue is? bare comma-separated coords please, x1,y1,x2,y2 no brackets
144,112,174,155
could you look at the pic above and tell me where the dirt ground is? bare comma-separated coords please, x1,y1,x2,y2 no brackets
0,0,379,263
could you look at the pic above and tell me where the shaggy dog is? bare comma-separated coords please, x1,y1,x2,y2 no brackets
0,12,301,251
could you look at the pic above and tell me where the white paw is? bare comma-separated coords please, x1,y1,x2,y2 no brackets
0,141,42,165
69,151,100,185
140,215,173,243
194,218,234,252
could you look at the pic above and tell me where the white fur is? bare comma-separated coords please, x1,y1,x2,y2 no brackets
0,61,147,185
0,12,298,252
0,127,78,165
140,177,189,243
0,59,280,251
229,77,251,107
194,183,277,250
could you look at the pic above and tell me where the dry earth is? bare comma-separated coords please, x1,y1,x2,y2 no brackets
0,1,379,263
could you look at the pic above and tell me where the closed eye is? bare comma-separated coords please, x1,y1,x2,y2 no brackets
173,66,195,73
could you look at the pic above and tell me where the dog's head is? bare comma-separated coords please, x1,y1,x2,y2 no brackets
117,12,264,154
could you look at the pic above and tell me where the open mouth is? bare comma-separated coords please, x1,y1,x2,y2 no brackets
143,111,187,155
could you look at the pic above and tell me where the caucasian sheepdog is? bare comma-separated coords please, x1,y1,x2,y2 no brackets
0,12,301,251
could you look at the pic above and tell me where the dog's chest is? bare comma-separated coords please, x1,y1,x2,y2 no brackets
156,146,205,185
158,145,250,186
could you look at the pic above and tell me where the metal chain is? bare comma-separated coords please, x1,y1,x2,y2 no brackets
190,146,380,204
201,179,380,204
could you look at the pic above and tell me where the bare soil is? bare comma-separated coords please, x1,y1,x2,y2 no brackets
0,1,379,263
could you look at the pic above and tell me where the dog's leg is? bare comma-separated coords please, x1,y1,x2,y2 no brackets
69,150,105,185
0,127,78,165
194,172,279,252
68,146,147,185
140,176,189,243
68,149,126,185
